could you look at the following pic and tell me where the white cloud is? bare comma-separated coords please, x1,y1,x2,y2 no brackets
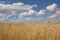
0,2,36,14
27,10,37,16
47,9,60,23
19,12,27,18
0,2,60,23
46,3,57,12
19,9,46,17
45,3,60,23
0,2,39,23
0,13,8,23
37,9,46,16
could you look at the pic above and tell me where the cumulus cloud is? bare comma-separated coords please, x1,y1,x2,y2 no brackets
0,2,40,23
48,9,60,23
27,10,37,16
0,2,37,14
0,2,60,23
19,9,46,17
0,13,8,23
46,3,57,12
37,9,46,16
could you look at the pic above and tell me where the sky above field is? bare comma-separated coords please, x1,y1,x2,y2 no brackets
0,0,60,23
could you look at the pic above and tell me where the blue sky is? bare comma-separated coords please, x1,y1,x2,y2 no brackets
0,0,60,23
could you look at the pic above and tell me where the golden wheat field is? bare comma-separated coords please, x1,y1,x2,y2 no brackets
0,23,60,40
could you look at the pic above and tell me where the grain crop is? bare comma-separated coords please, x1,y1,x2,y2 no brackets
0,23,60,40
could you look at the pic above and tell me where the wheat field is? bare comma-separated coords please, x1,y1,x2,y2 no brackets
0,23,60,40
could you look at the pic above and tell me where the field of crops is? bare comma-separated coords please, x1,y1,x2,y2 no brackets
0,23,60,40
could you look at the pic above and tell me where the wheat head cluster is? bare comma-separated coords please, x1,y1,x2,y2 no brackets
0,23,60,40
